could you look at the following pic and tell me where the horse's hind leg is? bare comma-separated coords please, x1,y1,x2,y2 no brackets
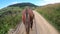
31,20,33,29
31,15,34,30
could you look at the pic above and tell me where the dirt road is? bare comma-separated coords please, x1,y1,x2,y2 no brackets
11,11,59,34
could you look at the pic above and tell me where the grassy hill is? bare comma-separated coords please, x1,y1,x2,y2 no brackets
0,3,37,34
36,3,60,32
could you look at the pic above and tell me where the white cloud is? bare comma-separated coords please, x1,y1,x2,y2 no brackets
43,0,60,4
38,0,60,6
11,2,19,4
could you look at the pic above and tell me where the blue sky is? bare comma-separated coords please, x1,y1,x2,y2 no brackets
0,0,60,9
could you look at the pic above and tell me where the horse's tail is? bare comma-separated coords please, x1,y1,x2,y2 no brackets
26,9,28,20
25,9,30,34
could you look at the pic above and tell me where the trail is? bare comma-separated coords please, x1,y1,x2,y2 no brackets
9,11,59,34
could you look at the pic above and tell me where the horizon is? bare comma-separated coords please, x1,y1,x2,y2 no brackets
0,0,60,9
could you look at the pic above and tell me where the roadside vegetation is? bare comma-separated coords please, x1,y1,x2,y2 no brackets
36,3,60,32
0,7,22,34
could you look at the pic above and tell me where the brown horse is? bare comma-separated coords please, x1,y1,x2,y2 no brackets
22,7,34,34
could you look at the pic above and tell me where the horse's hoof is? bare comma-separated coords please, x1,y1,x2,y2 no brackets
31,28,33,31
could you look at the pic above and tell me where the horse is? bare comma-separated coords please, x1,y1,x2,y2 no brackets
22,7,34,34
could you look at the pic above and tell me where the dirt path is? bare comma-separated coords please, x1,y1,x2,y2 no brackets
33,11,59,34
11,11,59,34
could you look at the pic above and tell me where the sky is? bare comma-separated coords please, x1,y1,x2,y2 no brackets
0,0,60,9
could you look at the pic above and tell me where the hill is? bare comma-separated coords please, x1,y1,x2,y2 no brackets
36,3,60,32
8,3,37,7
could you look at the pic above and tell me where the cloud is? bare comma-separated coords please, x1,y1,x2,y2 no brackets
37,0,60,6
11,2,19,4
43,0,60,4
